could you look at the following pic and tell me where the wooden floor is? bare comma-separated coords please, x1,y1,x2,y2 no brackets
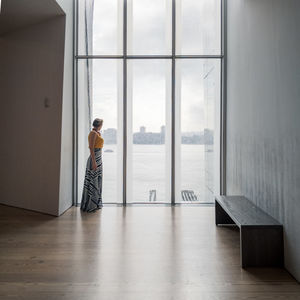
0,205,299,300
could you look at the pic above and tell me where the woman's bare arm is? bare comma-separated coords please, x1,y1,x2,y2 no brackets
89,131,97,170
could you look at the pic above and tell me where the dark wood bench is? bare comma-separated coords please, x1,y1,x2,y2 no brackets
215,195,283,268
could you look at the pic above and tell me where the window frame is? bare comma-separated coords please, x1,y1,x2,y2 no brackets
73,0,226,206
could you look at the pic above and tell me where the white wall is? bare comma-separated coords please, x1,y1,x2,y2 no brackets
226,0,300,281
0,0,74,216
0,16,66,215
55,0,74,215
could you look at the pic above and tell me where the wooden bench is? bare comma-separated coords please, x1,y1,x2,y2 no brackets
215,195,284,268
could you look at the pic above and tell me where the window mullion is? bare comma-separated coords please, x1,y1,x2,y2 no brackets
171,0,176,205
123,0,128,206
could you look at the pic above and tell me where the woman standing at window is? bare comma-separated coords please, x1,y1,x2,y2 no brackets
81,118,104,212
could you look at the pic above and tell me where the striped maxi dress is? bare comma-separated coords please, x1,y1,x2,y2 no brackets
80,148,103,212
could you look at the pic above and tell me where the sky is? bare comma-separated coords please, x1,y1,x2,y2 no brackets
80,0,221,133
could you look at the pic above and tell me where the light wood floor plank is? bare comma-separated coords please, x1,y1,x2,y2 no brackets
0,205,299,299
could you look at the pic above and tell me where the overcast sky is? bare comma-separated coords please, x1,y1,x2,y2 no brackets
83,0,221,133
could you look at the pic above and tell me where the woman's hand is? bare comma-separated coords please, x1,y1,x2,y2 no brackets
92,161,97,171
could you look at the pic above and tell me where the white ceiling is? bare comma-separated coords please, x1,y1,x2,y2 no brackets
0,0,65,36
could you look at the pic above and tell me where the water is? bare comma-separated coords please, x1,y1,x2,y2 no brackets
101,144,215,203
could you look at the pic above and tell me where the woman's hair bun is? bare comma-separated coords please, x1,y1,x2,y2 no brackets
92,118,103,127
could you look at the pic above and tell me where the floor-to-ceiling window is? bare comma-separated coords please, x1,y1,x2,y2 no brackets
75,0,223,205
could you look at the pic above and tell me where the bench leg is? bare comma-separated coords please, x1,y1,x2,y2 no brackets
215,200,235,225
240,226,284,268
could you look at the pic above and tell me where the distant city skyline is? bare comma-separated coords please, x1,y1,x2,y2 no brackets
102,125,213,145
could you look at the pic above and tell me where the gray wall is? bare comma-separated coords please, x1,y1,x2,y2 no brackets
0,16,66,215
226,0,300,280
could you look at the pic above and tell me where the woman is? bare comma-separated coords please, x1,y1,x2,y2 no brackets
81,118,104,212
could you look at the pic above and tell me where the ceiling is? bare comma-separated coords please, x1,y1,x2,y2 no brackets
0,0,65,36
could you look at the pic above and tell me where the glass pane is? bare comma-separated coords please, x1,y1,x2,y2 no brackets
78,0,123,55
77,59,123,204
175,59,220,203
127,0,172,55
127,60,171,203
176,0,221,55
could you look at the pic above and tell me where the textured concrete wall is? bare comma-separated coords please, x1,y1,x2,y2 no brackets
0,16,65,215
226,0,300,280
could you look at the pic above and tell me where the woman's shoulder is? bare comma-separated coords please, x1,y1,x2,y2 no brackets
88,130,98,137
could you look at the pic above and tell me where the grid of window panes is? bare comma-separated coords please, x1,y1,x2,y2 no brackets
76,0,222,204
